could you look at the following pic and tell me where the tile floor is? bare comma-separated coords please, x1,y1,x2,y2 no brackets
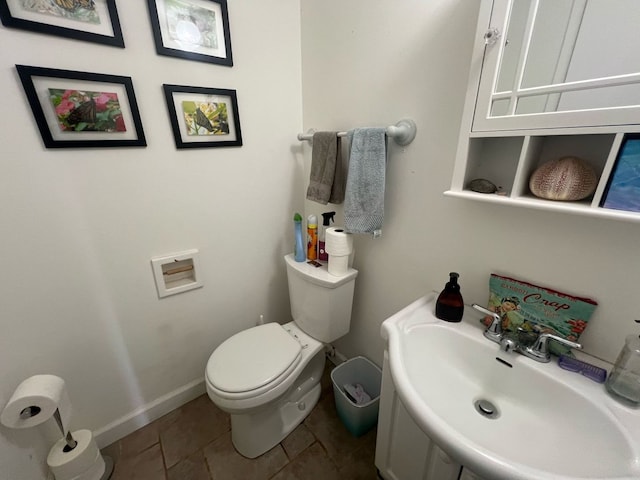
102,363,379,479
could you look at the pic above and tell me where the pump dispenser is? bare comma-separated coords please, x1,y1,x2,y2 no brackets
435,272,464,322
318,211,335,262
307,214,318,261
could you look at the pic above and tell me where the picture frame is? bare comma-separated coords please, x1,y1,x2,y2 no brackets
0,0,124,47
16,65,146,149
147,0,232,66
163,84,242,149
601,134,640,213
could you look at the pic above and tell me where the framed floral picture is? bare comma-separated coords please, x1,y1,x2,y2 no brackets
147,0,232,66
17,65,146,148
163,84,242,149
0,0,124,47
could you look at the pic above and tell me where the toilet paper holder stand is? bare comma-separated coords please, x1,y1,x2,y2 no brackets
20,406,114,479
21,406,78,451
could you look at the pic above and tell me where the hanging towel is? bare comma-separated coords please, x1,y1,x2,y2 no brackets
344,128,387,237
306,132,342,205
329,138,346,204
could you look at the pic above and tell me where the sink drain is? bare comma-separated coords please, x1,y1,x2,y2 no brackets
474,399,499,419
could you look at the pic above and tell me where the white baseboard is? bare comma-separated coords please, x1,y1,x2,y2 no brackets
93,378,205,449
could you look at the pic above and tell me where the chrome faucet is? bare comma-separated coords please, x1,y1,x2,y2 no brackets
472,304,582,362
471,304,502,343
521,332,582,363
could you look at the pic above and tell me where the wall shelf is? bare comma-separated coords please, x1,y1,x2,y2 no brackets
450,129,640,224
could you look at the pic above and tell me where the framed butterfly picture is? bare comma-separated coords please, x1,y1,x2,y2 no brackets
0,0,124,47
148,0,232,66
16,65,146,148
163,84,242,149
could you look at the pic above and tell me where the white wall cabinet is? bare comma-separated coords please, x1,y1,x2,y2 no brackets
375,352,488,480
448,0,640,223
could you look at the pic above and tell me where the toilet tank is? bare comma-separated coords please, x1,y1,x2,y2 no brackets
284,254,358,343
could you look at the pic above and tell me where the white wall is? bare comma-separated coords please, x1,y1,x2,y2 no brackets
300,0,640,369
0,1,302,478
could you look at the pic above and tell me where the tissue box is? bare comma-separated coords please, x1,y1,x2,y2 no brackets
481,274,598,354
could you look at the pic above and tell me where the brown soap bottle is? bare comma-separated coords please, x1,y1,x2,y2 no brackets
435,272,464,322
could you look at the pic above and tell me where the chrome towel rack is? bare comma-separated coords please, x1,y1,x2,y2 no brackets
296,118,417,146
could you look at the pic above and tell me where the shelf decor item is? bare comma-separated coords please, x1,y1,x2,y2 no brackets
16,65,146,148
163,83,242,149
529,156,597,201
147,0,232,66
0,0,124,47
601,135,640,213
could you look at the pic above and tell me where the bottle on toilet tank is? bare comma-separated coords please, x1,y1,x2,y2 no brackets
307,214,318,261
293,213,306,262
318,211,335,262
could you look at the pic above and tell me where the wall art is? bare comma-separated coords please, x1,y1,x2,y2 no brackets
163,83,242,148
17,64,146,148
0,0,124,47
147,0,232,66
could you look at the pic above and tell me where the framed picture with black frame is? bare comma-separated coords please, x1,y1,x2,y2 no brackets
17,64,146,148
0,0,124,47
147,0,232,66
163,83,242,149
600,134,640,213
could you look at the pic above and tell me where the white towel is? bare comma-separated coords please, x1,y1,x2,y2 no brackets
344,128,387,237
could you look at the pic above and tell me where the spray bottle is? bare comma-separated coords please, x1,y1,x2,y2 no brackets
307,214,318,261
293,213,305,262
318,211,336,262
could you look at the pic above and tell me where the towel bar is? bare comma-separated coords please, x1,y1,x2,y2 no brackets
297,118,417,146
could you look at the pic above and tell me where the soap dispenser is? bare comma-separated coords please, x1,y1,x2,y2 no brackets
605,334,640,406
435,272,464,322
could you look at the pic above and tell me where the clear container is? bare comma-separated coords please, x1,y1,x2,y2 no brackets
605,334,640,407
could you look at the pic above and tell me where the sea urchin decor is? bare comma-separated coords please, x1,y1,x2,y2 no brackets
529,156,597,201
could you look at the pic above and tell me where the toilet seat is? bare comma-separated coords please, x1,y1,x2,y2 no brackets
206,323,302,399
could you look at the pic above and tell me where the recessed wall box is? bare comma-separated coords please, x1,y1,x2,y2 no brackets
151,249,203,298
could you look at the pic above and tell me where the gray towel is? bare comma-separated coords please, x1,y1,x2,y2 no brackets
306,132,342,205
344,128,387,237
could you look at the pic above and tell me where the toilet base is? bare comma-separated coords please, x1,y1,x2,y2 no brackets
229,352,325,458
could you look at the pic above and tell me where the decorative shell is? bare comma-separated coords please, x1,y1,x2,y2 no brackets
529,156,597,201
468,178,497,194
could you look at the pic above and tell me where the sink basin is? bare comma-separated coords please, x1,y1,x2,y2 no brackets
382,293,640,480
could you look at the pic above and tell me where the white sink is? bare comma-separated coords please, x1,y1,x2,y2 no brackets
382,293,640,480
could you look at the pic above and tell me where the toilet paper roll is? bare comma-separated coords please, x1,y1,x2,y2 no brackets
1,375,72,432
325,227,353,257
47,429,104,480
328,255,349,277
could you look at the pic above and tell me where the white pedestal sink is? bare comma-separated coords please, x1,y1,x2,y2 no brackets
378,292,640,480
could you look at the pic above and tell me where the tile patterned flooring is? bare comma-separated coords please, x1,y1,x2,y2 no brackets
102,363,378,479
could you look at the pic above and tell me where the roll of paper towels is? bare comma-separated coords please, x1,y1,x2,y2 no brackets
325,227,353,256
1,375,72,432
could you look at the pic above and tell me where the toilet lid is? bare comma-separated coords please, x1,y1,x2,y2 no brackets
207,323,302,394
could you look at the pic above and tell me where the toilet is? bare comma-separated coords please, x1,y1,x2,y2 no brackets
205,253,358,458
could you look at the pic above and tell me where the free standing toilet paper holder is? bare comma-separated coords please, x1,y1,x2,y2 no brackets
19,406,114,480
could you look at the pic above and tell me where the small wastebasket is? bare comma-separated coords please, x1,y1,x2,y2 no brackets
331,356,382,437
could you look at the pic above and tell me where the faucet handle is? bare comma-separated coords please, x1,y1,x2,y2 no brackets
472,304,502,343
523,332,582,363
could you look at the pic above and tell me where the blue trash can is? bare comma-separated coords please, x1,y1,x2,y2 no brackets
331,356,382,437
